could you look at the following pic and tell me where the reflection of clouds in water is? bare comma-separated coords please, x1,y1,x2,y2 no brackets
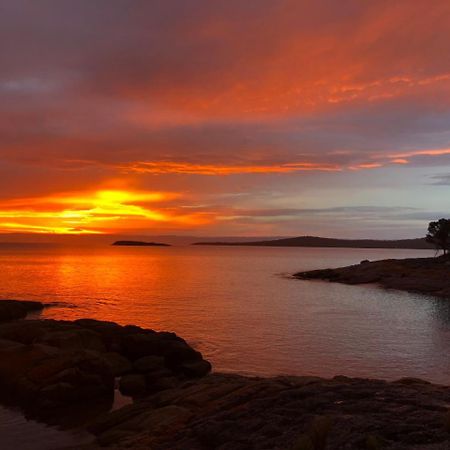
0,405,92,450
2,245,449,384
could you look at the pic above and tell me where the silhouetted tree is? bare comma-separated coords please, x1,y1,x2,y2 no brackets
426,218,450,255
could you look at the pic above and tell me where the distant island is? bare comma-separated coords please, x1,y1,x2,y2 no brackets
193,235,434,250
112,240,171,247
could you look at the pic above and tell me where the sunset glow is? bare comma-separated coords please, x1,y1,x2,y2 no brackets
0,190,211,234
1,1,449,238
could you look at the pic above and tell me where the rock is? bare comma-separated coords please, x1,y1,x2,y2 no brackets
165,342,203,369
74,319,125,351
0,337,25,351
119,374,147,396
40,329,106,352
121,332,162,360
179,359,212,378
0,300,44,322
148,376,179,392
102,352,132,376
0,316,212,428
0,320,47,344
89,373,450,450
294,256,450,298
144,368,176,383
0,342,114,414
133,355,165,373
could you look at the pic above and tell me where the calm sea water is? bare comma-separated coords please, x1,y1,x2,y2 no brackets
0,244,448,384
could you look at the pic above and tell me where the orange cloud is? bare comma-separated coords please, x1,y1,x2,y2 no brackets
0,189,213,234
348,163,383,170
390,148,450,159
120,161,342,175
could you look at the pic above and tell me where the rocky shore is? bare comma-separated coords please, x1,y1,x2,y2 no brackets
0,300,449,449
294,255,450,298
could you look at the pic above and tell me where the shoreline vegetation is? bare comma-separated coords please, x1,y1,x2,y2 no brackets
0,301,449,449
295,254,450,299
193,235,433,250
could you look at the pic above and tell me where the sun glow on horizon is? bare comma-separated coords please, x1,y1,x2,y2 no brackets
0,189,210,235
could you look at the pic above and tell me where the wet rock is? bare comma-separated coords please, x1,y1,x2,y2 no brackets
133,355,166,373
0,300,44,322
165,343,203,371
0,343,114,414
40,329,106,352
119,374,147,396
88,373,450,450
0,320,48,344
0,308,212,430
122,332,162,360
102,352,132,376
74,319,125,351
179,360,212,378
294,255,450,298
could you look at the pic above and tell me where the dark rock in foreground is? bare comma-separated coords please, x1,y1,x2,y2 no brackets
0,305,211,425
87,374,450,449
0,299,45,322
294,255,450,298
0,301,449,449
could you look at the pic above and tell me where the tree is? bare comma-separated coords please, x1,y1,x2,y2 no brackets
426,218,450,255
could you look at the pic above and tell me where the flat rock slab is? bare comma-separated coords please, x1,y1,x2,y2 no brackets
294,256,450,298
87,374,450,449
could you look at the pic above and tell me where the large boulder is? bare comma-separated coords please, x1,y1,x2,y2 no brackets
0,341,114,414
39,328,106,352
121,332,162,360
0,313,212,422
102,352,132,376
165,343,204,370
0,300,44,322
133,355,166,373
119,374,147,396
179,360,212,378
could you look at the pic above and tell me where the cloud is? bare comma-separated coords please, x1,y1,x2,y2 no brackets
429,174,450,185
0,189,214,234
0,1,449,236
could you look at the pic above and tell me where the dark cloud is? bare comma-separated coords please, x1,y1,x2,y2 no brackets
0,0,449,236
429,174,450,185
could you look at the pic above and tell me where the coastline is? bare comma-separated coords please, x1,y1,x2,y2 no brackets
294,255,450,299
0,301,449,449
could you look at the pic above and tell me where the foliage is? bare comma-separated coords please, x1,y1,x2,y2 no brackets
426,218,450,255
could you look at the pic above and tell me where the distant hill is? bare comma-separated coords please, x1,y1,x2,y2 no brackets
193,236,434,250
112,241,171,247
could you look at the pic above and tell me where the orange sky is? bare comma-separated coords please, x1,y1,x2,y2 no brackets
1,1,450,238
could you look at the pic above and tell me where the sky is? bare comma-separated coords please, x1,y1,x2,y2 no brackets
0,0,449,239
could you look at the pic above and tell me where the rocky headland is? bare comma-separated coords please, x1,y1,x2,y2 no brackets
295,255,450,298
193,236,433,250
0,300,449,449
